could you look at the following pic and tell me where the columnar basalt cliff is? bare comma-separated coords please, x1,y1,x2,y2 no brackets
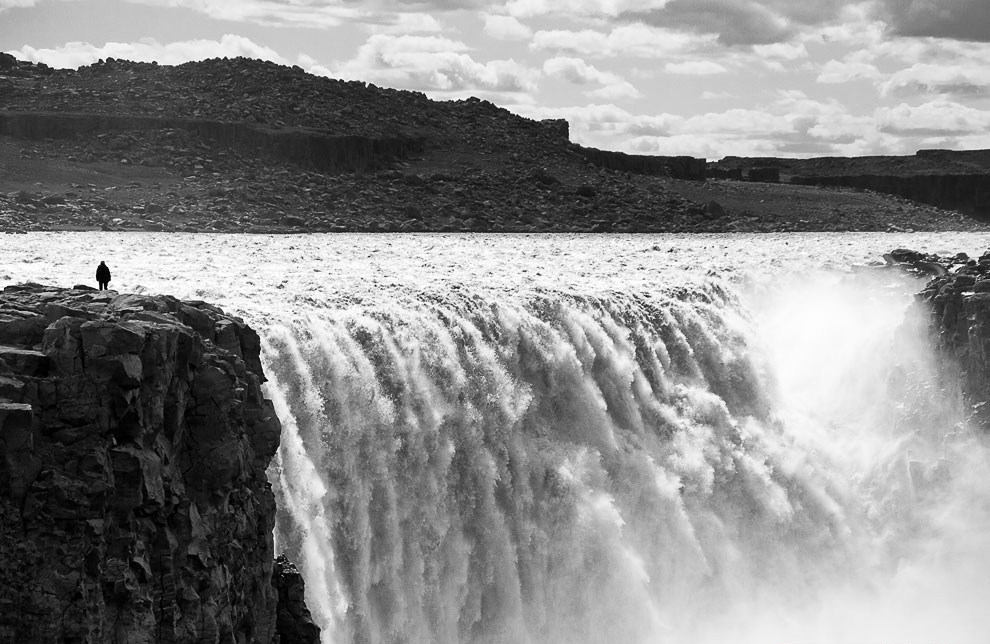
0,284,306,642
712,152,990,220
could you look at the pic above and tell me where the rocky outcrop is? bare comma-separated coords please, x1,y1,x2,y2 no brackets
0,111,424,173
0,284,291,642
272,556,321,644
572,146,706,180
916,251,990,429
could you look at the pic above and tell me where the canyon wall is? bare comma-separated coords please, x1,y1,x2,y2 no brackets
0,284,296,643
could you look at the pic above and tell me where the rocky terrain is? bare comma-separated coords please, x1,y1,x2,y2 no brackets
0,52,985,233
711,152,990,221
0,283,316,642
916,250,990,431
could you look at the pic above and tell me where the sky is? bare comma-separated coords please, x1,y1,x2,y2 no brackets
3,0,990,160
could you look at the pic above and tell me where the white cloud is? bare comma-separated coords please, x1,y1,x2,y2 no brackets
483,15,532,40
10,34,289,69
0,0,40,12
367,12,444,35
542,56,640,99
752,41,808,61
506,0,669,19
663,60,726,75
126,0,361,28
531,24,709,58
876,100,990,135
880,63,990,97
512,92,882,158
816,59,881,84
335,34,538,95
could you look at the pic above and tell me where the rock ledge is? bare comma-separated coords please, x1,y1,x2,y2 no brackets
0,283,306,643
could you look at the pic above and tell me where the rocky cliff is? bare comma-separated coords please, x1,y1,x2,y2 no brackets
0,284,305,642
915,250,990,429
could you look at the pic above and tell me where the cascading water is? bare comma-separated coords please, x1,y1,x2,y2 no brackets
261,270,990,644
4,232,990,643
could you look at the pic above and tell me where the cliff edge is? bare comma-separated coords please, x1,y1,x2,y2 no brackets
917,254,990,431
0,284,298,642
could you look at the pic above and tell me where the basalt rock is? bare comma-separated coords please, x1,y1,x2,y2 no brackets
916,251,990,429
0,283,310,643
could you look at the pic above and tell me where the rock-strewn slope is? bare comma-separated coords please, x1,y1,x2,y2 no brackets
1,53,983,233
0,284,291,642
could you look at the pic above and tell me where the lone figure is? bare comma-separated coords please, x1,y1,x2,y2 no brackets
96,261,111,290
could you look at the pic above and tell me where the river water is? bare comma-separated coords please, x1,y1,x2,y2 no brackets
3,232,990,644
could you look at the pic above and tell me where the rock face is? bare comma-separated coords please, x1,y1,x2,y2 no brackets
272,556,321,644
0,284,285,642
916,252,990,429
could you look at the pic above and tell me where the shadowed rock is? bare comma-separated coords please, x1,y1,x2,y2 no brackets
0,283,292,643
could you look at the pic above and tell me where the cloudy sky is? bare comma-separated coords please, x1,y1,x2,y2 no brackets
4,0,990,159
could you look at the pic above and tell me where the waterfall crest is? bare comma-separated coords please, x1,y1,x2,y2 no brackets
262,276,988,644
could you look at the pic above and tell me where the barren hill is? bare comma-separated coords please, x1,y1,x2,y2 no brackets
0,54,984,233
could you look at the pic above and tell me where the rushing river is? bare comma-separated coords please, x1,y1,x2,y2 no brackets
4,232,990,644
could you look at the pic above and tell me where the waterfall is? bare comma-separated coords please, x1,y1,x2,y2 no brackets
261,274,990,644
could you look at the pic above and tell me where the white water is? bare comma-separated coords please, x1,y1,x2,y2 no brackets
3,232,990,643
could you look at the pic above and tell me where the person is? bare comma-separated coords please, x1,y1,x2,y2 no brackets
96,261,111,290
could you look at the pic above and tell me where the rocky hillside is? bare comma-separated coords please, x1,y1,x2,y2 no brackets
0,53,985,233
0,284,316,643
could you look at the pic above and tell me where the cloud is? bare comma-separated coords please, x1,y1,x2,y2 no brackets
335,33,538,95
876,100,990,136
701,90,733,99
483,14,532,40
367,12,444,34
505,0,669,19
542,56,640,99
0,0,39,12
879,0,990,42
122,0,454,31
531,24,709,58
512,91,885,159
879,62,990,97
125,0,361,28
663,60,726,75
623,0,792,46
817,59,882,84
9,34,290,69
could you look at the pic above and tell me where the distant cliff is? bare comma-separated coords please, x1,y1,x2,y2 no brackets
0,284,313,642
711,151,990,220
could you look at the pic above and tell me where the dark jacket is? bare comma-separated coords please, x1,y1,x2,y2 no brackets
96,263,111,282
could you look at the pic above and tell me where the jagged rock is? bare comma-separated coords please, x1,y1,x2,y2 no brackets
0,283,288,643
917,253,990,429
272,555,321,644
